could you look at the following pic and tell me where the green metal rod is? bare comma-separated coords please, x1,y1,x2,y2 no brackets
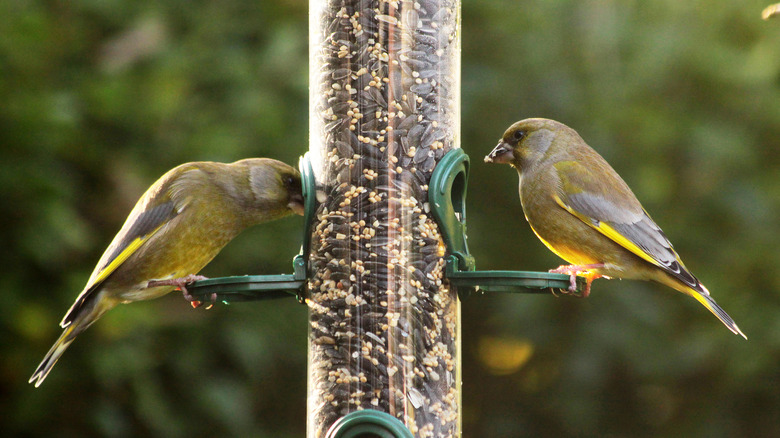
185,264,585,302
445,256,585,296
186,275,303,302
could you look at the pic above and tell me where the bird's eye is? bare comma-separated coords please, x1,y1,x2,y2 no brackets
513,130,526,141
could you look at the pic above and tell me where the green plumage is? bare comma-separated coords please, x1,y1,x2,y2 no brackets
485,118,745,339
30,158,304,387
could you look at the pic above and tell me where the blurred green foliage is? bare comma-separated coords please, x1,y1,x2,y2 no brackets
2,0,779,437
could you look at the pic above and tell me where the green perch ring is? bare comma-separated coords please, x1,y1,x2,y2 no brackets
428,149,585,297
325,410,414,438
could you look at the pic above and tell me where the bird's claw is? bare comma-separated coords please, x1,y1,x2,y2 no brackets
549,264,604,298
147,274,213,308
551,283,585,298
186,290,218,309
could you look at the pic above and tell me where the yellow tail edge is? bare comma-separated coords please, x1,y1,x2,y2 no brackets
29,324,77,387
689,290,747,340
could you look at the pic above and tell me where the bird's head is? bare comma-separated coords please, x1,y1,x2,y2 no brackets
484,118,563,171
242,158,305,217
280,167,305,217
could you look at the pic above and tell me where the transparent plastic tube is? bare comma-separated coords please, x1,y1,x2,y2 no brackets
307,1,461,437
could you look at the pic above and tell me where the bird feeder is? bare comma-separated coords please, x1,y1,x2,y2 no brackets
306,0,463,434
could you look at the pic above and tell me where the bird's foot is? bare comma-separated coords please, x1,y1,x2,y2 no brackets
548,264,604,297
147,275,215,308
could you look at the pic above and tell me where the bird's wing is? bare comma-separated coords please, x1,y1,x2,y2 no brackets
551,160,701,291
61,199,177,328
59,167,199,328
88,201,177,288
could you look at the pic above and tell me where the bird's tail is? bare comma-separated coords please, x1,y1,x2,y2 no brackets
688,285,747,340
29,292,115,387
29,324,78,387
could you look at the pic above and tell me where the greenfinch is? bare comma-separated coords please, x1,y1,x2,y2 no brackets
485,118,745,339
29,158,304,387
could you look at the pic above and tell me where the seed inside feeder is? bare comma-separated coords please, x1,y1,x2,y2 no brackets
308,0,461,436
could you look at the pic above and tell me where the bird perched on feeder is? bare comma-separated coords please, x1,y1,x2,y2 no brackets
29,158,305,387
485,118,745,339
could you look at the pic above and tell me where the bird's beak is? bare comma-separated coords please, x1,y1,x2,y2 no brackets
288,193,305,216
484,141,514,164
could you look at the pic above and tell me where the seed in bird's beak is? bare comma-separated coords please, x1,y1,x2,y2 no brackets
485,142,514,164
289,199,305,216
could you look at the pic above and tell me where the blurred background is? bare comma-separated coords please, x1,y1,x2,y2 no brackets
2,0,779,436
